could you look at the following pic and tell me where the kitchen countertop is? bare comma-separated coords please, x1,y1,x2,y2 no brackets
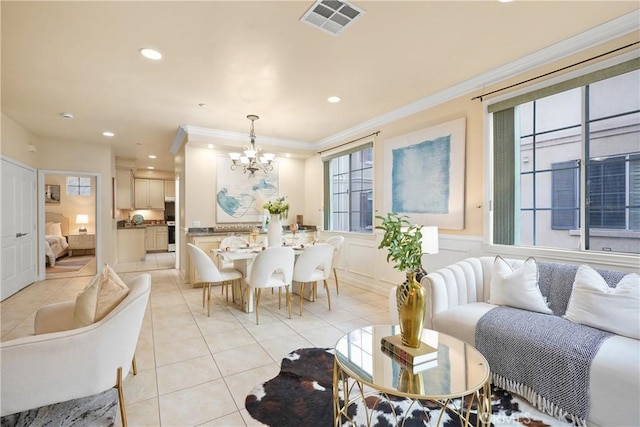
186,225,316,237
117,223,169,229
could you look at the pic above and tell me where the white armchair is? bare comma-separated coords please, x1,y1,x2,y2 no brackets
0,273,151,427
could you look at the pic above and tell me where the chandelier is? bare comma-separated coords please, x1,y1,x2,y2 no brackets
229,115,275,175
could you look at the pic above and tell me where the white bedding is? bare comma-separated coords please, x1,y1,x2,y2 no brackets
45,235,69,266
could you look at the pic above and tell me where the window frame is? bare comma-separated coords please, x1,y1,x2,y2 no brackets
486,54,639,257
322,138,374,234
66,176,92,196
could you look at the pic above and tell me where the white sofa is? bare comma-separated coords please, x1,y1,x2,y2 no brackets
389,257,640,427
1,273,151,426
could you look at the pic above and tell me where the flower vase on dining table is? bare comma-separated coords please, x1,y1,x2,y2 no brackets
267,214,283,247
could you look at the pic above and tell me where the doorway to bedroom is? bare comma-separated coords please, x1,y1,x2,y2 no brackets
43,172,97,279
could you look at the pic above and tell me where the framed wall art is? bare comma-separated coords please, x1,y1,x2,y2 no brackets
215,157,280,223
383,117,466,230
45,184,61,204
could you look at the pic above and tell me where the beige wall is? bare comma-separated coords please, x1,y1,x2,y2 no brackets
1,114,37,168
184,144,307,228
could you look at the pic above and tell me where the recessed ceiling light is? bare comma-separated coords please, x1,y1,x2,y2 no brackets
148,155,157,159
139,48,162,60
328,96,341,103
102,131,115,137
147,166,155,170
207,144,214,149
199,103,207,108
61,112,74,119
285,153,291,158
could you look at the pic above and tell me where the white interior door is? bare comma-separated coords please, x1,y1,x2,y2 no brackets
1,158,37,300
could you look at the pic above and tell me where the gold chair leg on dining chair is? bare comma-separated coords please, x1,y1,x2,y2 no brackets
115,367,128,427
333,268,339,295
131,355,138,375
207,282,212,317
299,282,306,316
286,286,292,319
324,279,331,310
255,288,262,325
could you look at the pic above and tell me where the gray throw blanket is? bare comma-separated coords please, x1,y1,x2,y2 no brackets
475,306,612,426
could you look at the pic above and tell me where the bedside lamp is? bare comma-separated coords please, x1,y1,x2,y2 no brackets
76,214,89,234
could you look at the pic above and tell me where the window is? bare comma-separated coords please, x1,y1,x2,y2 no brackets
491,61,639,254
66,176,92,196
323,142,373,233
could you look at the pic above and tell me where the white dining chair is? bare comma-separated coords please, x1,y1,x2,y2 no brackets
245,246,295,325
186,243,243,316
292,243,333,316
324,236,345,295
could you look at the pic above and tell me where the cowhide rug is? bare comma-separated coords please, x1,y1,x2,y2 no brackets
245,348,574,427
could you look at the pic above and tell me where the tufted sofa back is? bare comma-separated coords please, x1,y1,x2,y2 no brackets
421,257,626,327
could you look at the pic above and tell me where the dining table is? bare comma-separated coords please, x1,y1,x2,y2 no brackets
211,245,311,313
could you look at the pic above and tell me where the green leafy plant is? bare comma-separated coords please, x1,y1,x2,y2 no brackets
376,212,423,272
263,196,289,218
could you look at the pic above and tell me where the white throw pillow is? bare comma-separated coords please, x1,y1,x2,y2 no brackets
45,222,62,236
488,256,553,314
564,265,640,339
73,264,129,327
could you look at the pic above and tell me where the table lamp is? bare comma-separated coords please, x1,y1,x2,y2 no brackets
76,214,89,234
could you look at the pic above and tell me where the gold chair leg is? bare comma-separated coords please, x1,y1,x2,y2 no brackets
131,355,138,375
207,283,212,317
299,282,306,316
286,286,291,319
334,268,339,295
115,367,127,427
202,282,206,308
324,279,331,310
255,288,262,325
278,287,282,309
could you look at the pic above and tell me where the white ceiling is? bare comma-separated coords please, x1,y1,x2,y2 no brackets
2,1,638,172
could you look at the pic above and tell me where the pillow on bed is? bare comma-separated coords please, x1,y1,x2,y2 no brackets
73,264,129,327
45,222,63,237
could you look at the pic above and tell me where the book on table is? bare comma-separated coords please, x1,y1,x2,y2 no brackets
380,345,438,373
380,334,438,365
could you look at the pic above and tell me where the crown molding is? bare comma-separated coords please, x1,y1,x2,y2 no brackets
173,11,639,155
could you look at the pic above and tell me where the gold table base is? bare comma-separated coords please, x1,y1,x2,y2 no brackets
333,357,492,427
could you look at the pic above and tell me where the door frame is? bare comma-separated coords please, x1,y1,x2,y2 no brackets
37,169,102,281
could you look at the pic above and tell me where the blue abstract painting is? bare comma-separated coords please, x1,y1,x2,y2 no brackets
392,135,451,214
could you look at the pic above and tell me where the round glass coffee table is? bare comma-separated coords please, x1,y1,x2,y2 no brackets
333,325,491,427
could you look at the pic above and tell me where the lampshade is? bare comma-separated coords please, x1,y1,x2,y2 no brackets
76,214,89,234
420,226,439,254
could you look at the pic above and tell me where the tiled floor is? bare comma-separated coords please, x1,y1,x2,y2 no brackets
0,252,391,426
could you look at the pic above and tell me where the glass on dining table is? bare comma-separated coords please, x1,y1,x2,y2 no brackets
288,223,299,246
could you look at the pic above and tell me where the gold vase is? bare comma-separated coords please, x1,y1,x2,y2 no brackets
395,271,425,348
397,368,424,394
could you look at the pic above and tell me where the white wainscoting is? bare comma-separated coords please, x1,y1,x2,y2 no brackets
331,232,484,297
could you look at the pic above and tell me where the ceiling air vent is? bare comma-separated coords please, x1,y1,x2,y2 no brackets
300,0,365,36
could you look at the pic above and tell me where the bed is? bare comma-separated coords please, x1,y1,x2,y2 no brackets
45,213,69,267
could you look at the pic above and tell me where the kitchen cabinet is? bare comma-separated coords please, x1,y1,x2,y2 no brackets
134,179,164,209
117,228,146,262
116,169,134,210
146,225,168,252
164,180,175,199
